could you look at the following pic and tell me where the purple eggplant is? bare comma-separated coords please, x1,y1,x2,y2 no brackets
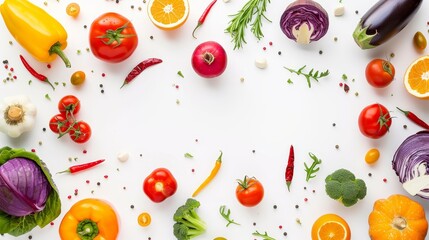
353,0,423,49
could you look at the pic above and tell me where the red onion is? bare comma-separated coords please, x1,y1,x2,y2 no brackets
279,0,329,44
392,131,429,199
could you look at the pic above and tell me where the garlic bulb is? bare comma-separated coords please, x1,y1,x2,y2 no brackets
0,95,37,138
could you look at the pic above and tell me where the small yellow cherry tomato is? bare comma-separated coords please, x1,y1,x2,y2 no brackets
138,212,151,227
365,148,380,164
70,71,86,85
66,3,80,17
413,31,427,50
213,238,227,240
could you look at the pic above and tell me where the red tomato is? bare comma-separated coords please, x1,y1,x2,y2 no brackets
58,95,80,117
236,176,264,207
365,59,395,88
89,12,138,63
49,114,70,134
69,121,92,143
358,103,392,139
143,168,177,203
191,41,227,78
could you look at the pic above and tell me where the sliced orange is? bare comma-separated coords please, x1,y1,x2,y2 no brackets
404,55,429,99
147,0,189,30
311,214,351,240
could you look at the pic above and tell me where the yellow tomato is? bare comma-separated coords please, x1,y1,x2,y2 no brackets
66,3,80,17
365,148,380,164
213,238,227,240
70,71,86,85
138,212,151,227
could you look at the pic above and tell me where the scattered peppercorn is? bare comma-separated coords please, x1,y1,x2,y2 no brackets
319,50,323,55
273,205,277,209
130,205,135,209
368,173,372,177
278,51,282,55
403,124,407,129
97,182,101,186
283,232,288,236
295,205,299,209
42,127,46,132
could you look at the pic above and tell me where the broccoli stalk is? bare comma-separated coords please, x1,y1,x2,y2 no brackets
173,198,207,240
325,168,367,207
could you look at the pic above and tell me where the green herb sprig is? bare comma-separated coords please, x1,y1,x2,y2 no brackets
304,152,322,182
219,205,240,227
284,65,330,88
225,0,271,50
252,230,276,240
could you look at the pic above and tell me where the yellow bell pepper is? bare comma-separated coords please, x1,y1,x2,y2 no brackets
59,198,119,240
0,0,71,67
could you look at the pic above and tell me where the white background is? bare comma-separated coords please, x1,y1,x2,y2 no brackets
1,0,429,239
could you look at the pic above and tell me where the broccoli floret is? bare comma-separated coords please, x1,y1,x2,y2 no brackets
325,168,367,207
173,198,206,240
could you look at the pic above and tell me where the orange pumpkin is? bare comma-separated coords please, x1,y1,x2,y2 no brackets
368,194,428,240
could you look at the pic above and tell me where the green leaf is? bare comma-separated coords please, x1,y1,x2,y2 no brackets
184,153,194,158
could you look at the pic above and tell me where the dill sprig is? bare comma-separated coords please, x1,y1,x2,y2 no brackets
284,65,330,88
225,0,271,50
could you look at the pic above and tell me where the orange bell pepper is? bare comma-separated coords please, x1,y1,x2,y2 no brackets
59,198,119,240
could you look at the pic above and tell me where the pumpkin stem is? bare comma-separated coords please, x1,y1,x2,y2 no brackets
392,216,407,230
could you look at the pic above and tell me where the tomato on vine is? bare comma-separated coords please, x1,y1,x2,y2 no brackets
358,103,392,139
69,121,92,143
58,95,80,117
49,114,70,134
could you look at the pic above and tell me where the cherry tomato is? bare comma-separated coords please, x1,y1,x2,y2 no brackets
70,71,86,85
69,121,92,143
191,41,227,78
58,95,80,117
358,103,392,139
137,212,151,227
49,114,70,134
66,3,80,17
143,168,177,203
365,148,380,164
365,59,395,88
413,31,427,51
236,176,264,207
89,12,138,63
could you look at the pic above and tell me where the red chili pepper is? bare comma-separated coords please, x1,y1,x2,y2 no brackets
192,0,217,39
19,55,55,90
121,58,163,88
285,145,294,192
57,159,105,174
397,107,429,130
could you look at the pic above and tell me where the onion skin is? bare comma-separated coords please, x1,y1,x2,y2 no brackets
392,131,429,199
279,0,329,44
353,0,423,49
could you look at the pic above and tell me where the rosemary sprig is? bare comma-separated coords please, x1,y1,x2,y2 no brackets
252,230,276,240
284,65,330,88
304,152,322,182
225,0,271,50
219,205,240,227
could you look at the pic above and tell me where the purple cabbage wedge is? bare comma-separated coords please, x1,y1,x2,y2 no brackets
392,131,429,199
279,0,329,44
0,158,51,216
0,147,61,236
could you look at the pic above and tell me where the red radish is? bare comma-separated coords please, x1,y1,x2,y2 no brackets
191,41,227,78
